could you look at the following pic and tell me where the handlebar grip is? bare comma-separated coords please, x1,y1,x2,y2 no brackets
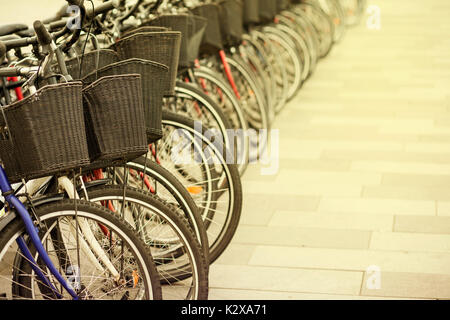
0,67,21,78
33,20,53,46
49,19,69,32
66,0,83,6
0,41,6,61
86,0,120,18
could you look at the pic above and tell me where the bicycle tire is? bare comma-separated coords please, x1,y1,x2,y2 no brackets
1,199,162,300
85,185,209,300
158,110,243,263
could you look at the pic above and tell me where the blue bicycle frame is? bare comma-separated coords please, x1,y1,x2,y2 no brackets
0,166,79,299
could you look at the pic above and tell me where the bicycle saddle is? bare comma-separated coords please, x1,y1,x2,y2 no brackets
0,24,28,37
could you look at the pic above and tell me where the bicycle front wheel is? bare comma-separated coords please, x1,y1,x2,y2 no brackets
0,200,162,300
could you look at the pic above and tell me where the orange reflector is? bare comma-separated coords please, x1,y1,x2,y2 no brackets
187,186,203,194
334,18,341,25
132,270,139,288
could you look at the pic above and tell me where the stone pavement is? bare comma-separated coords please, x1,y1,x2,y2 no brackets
209,0,450,300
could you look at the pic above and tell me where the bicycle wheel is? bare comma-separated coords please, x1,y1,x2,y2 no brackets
277,12,319,77
0,200,162,300
155,111,243,263
85,185,209,300
250,29,289,114
293,3,334,58
98,158,210,265
166,81,233,156
274,22,311,81
239,37,275,123
192,65,250,175
310,0,347,43
263,25,303,102
340,0,366,26
224,53,270,132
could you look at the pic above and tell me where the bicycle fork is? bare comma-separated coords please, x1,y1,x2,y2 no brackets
0,167,79,299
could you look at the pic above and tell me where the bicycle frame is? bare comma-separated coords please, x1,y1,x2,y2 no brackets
0,166,79,299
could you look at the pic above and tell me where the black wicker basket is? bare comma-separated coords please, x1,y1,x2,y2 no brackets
143,14,207,68
277,0,291,12
60,50,119,80
121,26,168,38
191,3,224,55
243,0,260,25
82,58,169,143
218,0,244,47
0,82,90,183
114,31,181,96
259,0,277,22
82,74,147,163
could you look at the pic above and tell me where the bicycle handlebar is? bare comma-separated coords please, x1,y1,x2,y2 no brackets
49,19,69,32
66,0,83,6
86,0,120,19
0,66,31,78
33,21,53,46
48,0,119,31
0,41,6,62
0,0,118,52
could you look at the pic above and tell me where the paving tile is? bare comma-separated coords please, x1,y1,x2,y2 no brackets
213,244,257,266
275,170,382,185
280,158,351,172
363,185,450,201
352,161,450,175
232,225,371,250
269,211,393,232
382,173,450,187
370,232,450,252
208,288,417,300
437,202,450,216
322,150,450,164
394,215,450,234
239,194,320,226
248,246,450,275
361,272,450,299
243,181,362,197
209,265,363,296
318,197,436,216
405,142,450,153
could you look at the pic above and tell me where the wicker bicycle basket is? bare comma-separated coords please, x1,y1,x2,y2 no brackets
218,0,244,47
143,14,207,68
191,3,224,55
0,82,90,183
53,49,119,80
243,0,260,25
82,74,147,164
114,31,181,96
259,0,277,22
82,58,169,143
277,0,291,12
121,26,168,38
